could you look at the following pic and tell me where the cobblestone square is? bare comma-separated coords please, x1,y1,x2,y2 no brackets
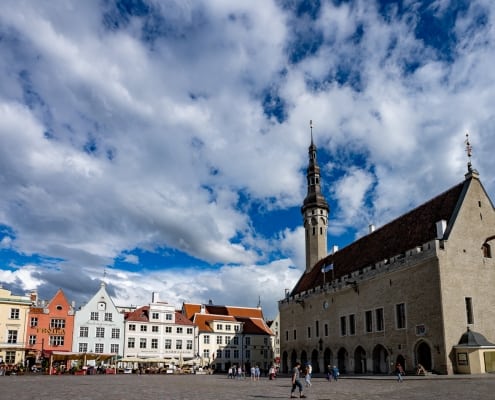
2,374,495,400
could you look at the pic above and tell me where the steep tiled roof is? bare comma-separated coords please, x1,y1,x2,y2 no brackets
174,310,196,326
292,180,466,295
183,302,272,335
125,306,149,322
236,317,274,335
182,303,201,320
193,314,236,332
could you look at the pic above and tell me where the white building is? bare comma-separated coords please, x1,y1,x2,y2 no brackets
182,302,274,372
123,293,197,363
267,313,281,367
72,282,124,357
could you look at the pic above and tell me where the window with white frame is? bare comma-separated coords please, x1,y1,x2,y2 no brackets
152,312,159,320
10,308,20,319
95,343,104,353
217,336,222,345
216,349,222,358
79,343,88,352
165,339,172,349
140,338,146,349
128,324,136,331
216,323,223,330
225,336,231,345
152,326,159,333
51,319,66,328
105,312,113,322
7,330,18,344
111,344,119,354
187,327,193,334
90,312,99,321
233,336,239,345
50,336,64,346
30,317,38,327
204,335,210,344
111,328,120,339
140,325,147,332
165,326,172,333
166,313,173,320
151,338,158,349
186,339,193,350
176,339,182,350
128,338,135,348
225,324,231,331
203,349,209,359
176,327,183,334
80,327,89,337
29,335,36,345
96,327,105,338
5,351,15,364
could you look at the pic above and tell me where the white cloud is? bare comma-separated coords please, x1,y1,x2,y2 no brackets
0,0,495,317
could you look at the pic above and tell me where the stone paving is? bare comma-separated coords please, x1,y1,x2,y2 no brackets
1,373,495,400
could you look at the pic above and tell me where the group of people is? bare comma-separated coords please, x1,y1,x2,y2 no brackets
290,362,340,398
227,365,278,380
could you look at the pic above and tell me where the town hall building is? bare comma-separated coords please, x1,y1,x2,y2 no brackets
279,133,495,375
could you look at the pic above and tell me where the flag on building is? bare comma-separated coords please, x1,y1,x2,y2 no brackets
321,264,334,273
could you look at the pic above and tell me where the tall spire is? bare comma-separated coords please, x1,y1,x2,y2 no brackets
465,132,473,172
301,121,329,273
464,132,479,180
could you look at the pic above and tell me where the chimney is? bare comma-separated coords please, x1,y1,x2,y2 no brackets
200,304,206,314
30,290,38,304
436,220,447,239
152,292,159,303
369,224,375,233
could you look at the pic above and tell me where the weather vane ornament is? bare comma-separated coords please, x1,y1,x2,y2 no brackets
465,132,473,172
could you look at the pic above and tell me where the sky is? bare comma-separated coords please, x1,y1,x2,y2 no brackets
1,0,494,320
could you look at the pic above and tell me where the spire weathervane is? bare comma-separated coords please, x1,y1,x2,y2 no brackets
310,120,314,144
465,132,473,172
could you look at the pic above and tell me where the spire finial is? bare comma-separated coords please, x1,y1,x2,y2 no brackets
465,132,473,172
310,120,314,145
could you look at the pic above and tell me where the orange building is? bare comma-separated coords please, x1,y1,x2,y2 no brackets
25,289,75,370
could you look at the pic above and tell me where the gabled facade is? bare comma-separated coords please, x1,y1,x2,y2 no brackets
123,293,197,362
0,287,31,366
279,141,495,375
267,313,281,367
72,282,124,356
182,302,274,372
25,289,75,366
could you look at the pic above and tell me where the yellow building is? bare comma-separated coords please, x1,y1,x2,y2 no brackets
0,287,32,366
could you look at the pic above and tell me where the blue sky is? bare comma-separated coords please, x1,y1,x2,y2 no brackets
1,0,494,319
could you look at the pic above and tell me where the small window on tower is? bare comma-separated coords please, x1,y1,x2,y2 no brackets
482,243,492,258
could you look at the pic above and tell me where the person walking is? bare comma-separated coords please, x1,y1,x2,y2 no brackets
304,363,312,387
395,363,404,382
290,361,306,398
331,365,339,381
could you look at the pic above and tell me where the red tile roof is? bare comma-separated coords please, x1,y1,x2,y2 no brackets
183,302,273,335
125,306,150,322
292,179,466,295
